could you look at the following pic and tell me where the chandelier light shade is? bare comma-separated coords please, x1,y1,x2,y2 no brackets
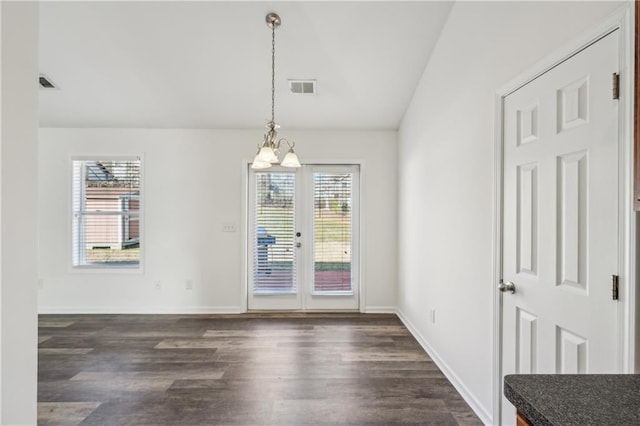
258,145,278,163
250,146,272,169
251,12,301,170
280,141,301,167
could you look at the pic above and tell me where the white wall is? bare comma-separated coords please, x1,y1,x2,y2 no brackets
1,2,39,424
38,128,397,313
397,1,624,423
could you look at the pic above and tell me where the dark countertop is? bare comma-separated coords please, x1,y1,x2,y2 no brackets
504,374,640,425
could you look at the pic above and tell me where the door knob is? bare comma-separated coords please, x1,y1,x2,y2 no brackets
296,242,302,248
498,280,516,294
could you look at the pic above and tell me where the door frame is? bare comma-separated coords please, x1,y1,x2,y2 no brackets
241,159,366,313
491,4,635,424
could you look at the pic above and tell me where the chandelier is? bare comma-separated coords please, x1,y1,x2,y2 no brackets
251,12,301,169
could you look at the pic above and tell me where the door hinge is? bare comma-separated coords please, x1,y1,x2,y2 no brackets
612,72,620,100
612,274,619,300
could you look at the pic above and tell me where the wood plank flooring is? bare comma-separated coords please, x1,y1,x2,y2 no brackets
38,313,482,425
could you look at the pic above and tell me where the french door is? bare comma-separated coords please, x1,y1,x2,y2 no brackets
248,164,360,311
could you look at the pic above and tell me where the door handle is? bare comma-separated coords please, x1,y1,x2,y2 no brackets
498,280,516,294
296,242,302,248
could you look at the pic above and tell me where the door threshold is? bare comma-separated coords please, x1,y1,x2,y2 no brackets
242,310,364,317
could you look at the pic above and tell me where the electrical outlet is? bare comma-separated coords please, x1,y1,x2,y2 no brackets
429,309,436,324
186,279,193,290
154,281,162,290
222,223,237,232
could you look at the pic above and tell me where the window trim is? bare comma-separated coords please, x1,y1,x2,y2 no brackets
70,155,144,273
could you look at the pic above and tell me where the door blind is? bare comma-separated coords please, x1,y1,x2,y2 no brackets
313,172,352,292
253,172,296,293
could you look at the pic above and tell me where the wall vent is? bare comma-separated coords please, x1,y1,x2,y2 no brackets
39,74,58,89
288,79,316,95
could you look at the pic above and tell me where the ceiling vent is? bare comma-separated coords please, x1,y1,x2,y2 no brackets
39,74,58,89
288,79,316,95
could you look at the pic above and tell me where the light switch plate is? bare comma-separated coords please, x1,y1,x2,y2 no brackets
222,223,237,232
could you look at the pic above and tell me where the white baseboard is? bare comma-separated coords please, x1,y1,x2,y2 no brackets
396,309,493,425
362,306,397,314
39,306,399,315
38,306,244,315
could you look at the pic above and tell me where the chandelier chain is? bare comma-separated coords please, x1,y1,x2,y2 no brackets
252,13,300,169
271,24,276,125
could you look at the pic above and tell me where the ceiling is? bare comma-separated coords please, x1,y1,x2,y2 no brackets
39,1,453,130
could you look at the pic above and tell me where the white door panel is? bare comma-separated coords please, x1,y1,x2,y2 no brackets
248,169,302,310
304,165,360,311
501,30,619,423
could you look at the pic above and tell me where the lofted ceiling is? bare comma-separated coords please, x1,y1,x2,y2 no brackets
39,1,453,130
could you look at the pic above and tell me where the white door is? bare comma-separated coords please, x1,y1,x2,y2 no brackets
248,165,360,311
248,168,301,310
501,31,619,422
303,165,360,310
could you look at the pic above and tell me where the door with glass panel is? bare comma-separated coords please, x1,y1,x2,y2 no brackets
248,165,359,311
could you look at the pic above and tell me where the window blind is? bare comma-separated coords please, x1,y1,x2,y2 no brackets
253,172,296,293
313,172,352,292
72,159,141,267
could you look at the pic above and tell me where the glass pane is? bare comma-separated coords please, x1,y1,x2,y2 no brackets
81,214,140,265
313,172,352,292
83,160,141,213
253,172,296,293
73,159,141,267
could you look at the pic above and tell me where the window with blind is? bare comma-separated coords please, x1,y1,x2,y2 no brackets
313,172,353,293
72,158,141,268
253,172,296,293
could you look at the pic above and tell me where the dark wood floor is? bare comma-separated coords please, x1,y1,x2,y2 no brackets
38,313,482,425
